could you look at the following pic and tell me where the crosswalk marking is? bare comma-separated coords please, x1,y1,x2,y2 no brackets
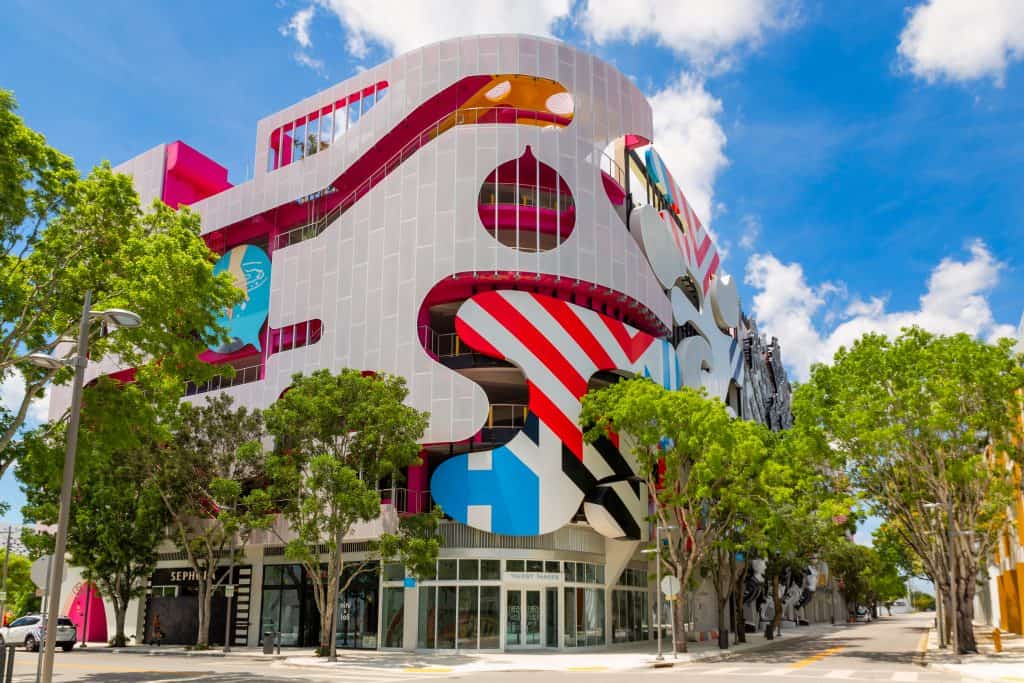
704,667,743,674
759,667,794,676
891,673,918,681
823,670,854,678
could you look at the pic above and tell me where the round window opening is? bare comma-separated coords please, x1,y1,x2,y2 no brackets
477,146,575,252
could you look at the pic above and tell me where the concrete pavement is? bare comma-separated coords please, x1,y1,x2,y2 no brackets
5,614,962,682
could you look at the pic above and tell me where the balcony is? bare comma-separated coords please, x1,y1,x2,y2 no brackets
379,487,432,514
184,363,261,397
419,326,514,370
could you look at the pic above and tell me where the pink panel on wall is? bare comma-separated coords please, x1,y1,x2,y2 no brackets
68,582,107,643
162,141,233,208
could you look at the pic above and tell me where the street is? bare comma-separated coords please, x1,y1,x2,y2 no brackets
3,614,960,682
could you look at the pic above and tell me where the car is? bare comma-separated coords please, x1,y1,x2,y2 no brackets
0,614,77,652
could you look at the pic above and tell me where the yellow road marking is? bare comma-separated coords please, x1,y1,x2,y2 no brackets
790,646,844,669
403,666,454,673
568,666,609,672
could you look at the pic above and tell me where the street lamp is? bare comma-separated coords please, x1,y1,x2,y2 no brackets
23,291,141,683
641,523,676,662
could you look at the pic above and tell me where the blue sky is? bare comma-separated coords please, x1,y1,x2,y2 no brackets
1,1,1022,530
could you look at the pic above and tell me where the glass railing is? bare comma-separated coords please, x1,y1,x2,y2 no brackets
184,363,261,397
274,106,578,251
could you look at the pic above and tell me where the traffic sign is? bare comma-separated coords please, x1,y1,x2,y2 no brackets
660,575,680,597
29,555,66,590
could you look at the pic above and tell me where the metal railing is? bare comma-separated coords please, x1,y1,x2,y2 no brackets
274,106,575,251
478,182,575,211
379,487,432,514
184,364,262,397
419,326,476,359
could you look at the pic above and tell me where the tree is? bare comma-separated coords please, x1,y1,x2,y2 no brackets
0,551,40,620
795,328,1024,653
152,393,266,648
18,368,174,645
741,424,854,638
256,369,436,660
580,378,768,652
912,591,936,611
0,89,242,469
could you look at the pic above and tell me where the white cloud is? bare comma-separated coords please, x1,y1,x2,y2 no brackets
281,5,317,49
739,214,761,250
581,0,797,71
294,51,327,75
0,372,50,426
314,0,572,59
898,0,1024,86
648,72,728,228
744,239,1016,380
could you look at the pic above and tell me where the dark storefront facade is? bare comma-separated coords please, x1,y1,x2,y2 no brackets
259,562,382,649
144,566,249,646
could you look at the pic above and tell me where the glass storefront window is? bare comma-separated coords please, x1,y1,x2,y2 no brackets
438,560,457,580
506,560,524,572
437,587,457,648
457,586,479,649
459,560,478,580
381,587,404,648
526,560,543,572
481,560,500,580
383,563,404,581
418,587,436,649
506,590,521,646
562,587,606,647
480,587,500,649
545,561,559,574
564,563,576,582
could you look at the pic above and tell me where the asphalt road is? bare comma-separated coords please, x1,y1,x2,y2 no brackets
5,613,957,682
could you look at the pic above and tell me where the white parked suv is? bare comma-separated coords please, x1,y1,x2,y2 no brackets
0,614,77,651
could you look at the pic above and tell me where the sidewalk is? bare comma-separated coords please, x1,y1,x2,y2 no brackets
926,622,1024,682
76,642,286,660
276,621,842,675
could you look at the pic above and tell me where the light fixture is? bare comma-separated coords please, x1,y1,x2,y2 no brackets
93,308,143,329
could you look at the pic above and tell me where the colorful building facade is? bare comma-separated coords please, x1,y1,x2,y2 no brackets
980,315,1024,635
48,35,820,650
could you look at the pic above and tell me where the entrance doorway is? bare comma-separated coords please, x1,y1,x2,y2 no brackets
506,588,558,648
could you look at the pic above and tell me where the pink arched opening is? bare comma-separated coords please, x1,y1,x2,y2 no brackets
69,582,107,643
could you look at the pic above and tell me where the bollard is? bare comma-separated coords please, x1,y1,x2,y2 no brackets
993,628,1002,653
1,643,14,683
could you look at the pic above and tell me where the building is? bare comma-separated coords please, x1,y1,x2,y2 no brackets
48,34,820,650
978,313,1024,635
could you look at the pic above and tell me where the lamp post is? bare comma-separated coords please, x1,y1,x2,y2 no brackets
641,524,676,662
23,291,141,683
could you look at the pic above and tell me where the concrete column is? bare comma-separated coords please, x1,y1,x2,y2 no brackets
403,584,420,650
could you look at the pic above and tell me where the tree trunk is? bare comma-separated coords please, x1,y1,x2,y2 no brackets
768,574,782,639
717,598,729,649
673,591,688,653
956,566,978,653
110,594,127,647
733,564,747,644
196,578,213,647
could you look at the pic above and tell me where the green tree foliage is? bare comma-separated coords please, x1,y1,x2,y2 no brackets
580,378,768,652
151,393,266,648
0,551,40,620
827,540,906,617
754,426,854,637
255,369,436,660
796,328,1024,652
912,591,936,611
0,89,242,469
18,367,174,645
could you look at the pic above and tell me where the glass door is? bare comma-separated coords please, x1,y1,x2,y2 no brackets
506,589,544,649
